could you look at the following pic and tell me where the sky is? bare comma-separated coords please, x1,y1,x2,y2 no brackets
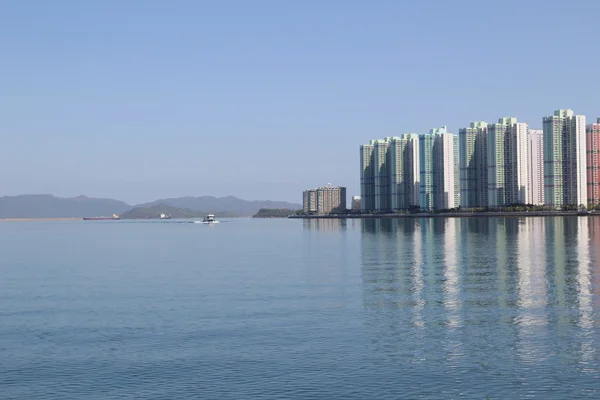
2,0,600,204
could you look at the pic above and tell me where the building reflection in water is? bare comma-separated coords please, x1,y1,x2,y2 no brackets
590,217,600,323
360,218,427,361
302,218,347,233
360,216,600,372
441,218,464,365
443,218,460,327
576,217,594,367
301,218,352,310
515,217,549,364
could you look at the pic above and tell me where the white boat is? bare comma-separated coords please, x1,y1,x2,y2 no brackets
202,214,220,224
160,213,171,219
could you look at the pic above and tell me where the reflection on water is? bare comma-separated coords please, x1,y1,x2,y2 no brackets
361,217,600,397
302,218,347,232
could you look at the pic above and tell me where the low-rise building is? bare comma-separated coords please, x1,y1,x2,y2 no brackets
351,196,361,211
302,185,347,214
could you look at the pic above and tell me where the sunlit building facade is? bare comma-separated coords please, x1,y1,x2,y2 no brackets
587,118,600,205
389,134,420,210
527,129,544,205
303,185,347,214
543,109,587,207
487,118,529,207
420,127,459,210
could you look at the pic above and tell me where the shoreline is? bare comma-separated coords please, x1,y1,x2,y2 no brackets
0,217,83,222
289,211,597,219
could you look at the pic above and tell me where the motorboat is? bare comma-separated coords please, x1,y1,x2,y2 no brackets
202,214,219,224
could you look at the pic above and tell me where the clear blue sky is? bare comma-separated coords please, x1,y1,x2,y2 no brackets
2,0,599,204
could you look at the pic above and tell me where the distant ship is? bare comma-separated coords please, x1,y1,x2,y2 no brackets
83,214,120,221
160,213,172,219
202,214,219,224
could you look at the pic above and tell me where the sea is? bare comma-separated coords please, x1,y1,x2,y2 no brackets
1,217,599,399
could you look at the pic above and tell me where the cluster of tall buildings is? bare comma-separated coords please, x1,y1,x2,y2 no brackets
360,126,458,211
360,109,600,212
302,185,347,214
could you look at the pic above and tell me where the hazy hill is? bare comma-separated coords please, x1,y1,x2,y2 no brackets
138,196,301,217
0,194,301,219
120,204,237,219
0,195,130,218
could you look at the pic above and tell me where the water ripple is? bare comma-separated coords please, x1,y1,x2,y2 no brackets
1,217,599,398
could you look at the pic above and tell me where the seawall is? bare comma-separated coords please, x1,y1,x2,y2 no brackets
289,211,598,219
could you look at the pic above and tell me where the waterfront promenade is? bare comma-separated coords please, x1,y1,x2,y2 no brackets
290,211,599,219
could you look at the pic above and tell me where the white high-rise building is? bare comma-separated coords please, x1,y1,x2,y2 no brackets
360,135,421,212
487,117,529,207
459,121,488,208
420,127,459,210
527,129,544,205
389,134,420,210
373,139,391,211
543,109,587,208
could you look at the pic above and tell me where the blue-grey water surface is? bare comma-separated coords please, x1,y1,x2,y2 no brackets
1,217,600,399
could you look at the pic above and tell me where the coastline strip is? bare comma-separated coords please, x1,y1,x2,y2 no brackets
289,211,599,219
0,218,83,222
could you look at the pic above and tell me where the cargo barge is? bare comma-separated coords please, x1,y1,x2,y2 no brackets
83,214,120,221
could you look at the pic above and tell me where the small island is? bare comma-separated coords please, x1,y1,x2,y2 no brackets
120,204,237,219
252,208,301,218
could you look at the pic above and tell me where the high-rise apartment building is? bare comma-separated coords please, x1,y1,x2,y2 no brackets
419,133,435,210
373,139,391,211
359,142,375,211
487,118,529,207
459,121,488,208
587,118,600,205
420,127,459,210
543,109,587,208
389,133,420,210
302,185,347,214
360,135,421,212
303,190,317,213
527,129,544,205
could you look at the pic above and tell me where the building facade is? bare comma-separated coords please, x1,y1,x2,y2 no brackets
351,196,361,211
389,134,420,210
487,118,529,207
303,190,317,213
302,185,347,215
420,127,459,210
587,118,600,206
527,129,544,205
543,109,587,208
360,134,422,212
459,121,488,208
373,139,391,211
359,142,375,211
419,133,435,210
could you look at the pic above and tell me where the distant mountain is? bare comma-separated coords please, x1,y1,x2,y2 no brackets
120,203,237,219
0,195,130,218
0,194,301,219
137,196,301,217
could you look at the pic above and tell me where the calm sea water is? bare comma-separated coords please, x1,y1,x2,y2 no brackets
1,217,599,399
